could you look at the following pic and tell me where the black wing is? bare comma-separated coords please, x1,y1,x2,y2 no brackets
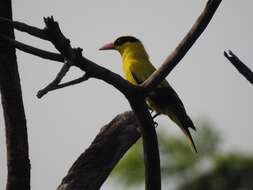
149,86,196,130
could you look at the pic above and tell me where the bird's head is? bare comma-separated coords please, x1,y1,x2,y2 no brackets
99,36,144,56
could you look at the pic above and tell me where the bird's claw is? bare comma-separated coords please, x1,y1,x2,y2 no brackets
153,121,158,128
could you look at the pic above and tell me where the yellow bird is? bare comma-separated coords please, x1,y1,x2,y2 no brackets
99,36,197,152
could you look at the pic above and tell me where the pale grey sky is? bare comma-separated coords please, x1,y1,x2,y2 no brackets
1,1,253,189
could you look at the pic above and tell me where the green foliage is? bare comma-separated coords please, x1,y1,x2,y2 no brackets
111,122,253,190
112,123,219,186
194,121,220,156
178,154,253,190
112,139,145,185
215,153,253,170
158,131,197,176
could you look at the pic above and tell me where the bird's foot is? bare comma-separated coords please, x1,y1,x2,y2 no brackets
153,121,158,128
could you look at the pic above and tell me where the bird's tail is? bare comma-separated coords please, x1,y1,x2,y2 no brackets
168,113,197,153
179,125,197,153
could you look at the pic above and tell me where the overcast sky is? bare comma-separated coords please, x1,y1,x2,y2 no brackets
1,1,253,189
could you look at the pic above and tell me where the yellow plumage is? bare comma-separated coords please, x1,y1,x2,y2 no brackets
100,36,197,152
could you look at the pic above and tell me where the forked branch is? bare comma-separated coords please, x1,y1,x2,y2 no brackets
1,15,160,190
36,60,88,98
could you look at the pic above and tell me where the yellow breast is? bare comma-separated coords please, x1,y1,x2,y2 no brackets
120,41,169,113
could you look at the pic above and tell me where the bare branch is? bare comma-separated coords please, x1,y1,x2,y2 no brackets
57,111,140,190
129,100,161,190
37,73,89,98
40,17,136,97
0,16,49,40
0,4,30,190
37,60,72,98
224,50,253,84
0,33,64,62
1,16,159,188
142,0,222,90
50,74,89,89
41,17,161,189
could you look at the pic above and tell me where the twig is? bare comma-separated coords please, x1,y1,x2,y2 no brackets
54,74,89,88
224,50,253,84
41,17,135,96
37,73,89,98
142,0,222,90
0,16,49,40
0,33,64,62
37,60,72,98
0,18,135,96
0,33,90,97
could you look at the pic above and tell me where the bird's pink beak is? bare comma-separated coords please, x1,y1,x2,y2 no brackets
99,42,115,50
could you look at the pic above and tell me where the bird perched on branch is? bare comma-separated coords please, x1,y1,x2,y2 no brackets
99,36,197,152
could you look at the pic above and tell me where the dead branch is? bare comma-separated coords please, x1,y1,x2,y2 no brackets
2,16,161,190
0,16,49,40
0,33,63,62
37,73,89,98
0,2,30,190
37,60,72,98
57,111,140,190
224,50,253,84
142,0,222,91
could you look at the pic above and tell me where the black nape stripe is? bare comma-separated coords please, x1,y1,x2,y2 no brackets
114,36,139,46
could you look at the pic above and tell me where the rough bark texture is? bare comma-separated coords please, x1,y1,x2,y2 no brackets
0,1,30,190
57,111,140,190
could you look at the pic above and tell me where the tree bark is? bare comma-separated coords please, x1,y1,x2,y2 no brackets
57,111,140,190
0,1,30,190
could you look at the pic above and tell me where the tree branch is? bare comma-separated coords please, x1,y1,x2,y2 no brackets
0,16,136,95
1,15,160,189
0,16,49,40
224,50,253,84
37,60,72,98
142,0,222,90
41,17,161,189
0,33,64,62
37,73,89,98
129,99,161,189
57,111,140,190
0,2,30,190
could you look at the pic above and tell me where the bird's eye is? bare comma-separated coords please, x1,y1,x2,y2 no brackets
115,39,123,46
